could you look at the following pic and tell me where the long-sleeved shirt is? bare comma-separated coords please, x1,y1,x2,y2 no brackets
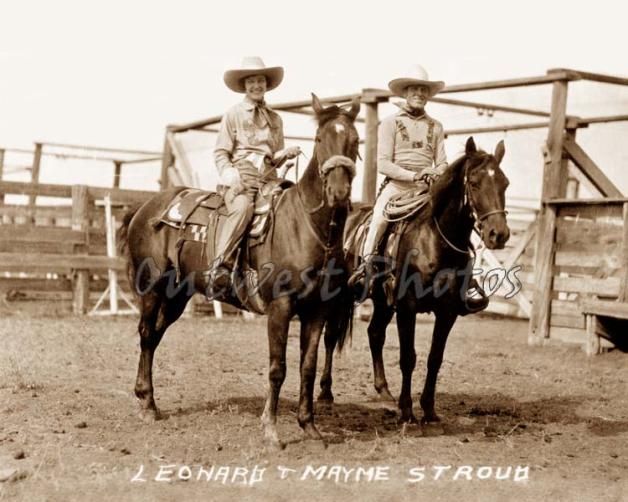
214,97,285,186
377,108,448,183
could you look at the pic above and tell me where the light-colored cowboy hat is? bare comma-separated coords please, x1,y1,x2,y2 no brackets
223,57,284,93
388,64,445,98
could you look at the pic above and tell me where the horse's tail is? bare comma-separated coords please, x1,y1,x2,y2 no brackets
117,204,141,256
326,284,354,353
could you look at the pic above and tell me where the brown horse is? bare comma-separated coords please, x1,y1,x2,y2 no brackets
118,94,360,448
320,137,510,430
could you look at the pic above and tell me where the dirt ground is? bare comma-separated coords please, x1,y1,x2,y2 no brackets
0,300,627,502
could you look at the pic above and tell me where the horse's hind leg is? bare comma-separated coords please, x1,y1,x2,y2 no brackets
318,326,336,404
135,289,190,422
318,286,354,404
368,300,395,402
419,311,457,432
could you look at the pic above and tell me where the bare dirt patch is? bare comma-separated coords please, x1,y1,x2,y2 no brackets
1,302,627,501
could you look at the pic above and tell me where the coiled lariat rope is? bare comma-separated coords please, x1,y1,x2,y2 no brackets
383,186,431,222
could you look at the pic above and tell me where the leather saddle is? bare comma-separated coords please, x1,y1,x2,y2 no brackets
344,206,414,272
344,203,425,305
153,180,294,271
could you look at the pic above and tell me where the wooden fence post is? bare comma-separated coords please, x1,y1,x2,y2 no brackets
113,161,122,189
28,143,42,207
72,185,90,314
0,148,5,205
159,129,175,190
619,202,628,303
361,94,379,204
565,128,579,198
528,74,569,344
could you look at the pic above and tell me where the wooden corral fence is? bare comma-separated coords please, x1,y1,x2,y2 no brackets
532,198,628,352
0,141,161,194
524,70,628,353
0,180,154,314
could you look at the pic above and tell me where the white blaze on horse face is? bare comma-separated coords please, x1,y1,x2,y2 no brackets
335,123,345,134
488,168,495,177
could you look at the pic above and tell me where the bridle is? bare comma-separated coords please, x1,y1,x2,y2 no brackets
434,155,508,254
296,152,356,210
295,152,356,267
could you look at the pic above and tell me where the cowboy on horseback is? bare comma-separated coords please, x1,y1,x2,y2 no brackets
348,64,488,313
212,57,300,284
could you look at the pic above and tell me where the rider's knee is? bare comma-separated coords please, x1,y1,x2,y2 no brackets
230,194,253,215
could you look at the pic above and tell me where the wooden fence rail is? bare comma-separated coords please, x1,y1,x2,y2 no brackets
0,181,154,313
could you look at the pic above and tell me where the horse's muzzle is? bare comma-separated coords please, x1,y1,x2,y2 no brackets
482,215,510,250
326,182,352,208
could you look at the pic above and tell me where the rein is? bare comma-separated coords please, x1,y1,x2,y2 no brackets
296,185,338,253
432,216,472,255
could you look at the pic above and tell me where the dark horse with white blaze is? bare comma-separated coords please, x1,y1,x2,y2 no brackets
320,137,510,430
118,94,360,447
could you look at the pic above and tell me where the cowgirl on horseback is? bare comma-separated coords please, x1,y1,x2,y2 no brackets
212,57,301,284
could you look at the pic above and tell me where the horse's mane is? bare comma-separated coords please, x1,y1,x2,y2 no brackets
428,149,490,219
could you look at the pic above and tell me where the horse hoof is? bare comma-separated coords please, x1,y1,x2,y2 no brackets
317,391,334,404
139,408,161,423
262,426,285,451
263,438,286,452
376,387,396,403
422,420,445,437
302,423,324,441
398,414,419,426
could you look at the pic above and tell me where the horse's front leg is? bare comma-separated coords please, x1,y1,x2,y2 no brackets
420,310,457,433
396,305,418,424
261,296,293,449
298,312,326,441
368,299,395,402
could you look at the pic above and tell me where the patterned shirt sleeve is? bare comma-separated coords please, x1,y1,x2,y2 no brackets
213,108,241,186
433,121,448,174
377,116,415,182
274,113,285,154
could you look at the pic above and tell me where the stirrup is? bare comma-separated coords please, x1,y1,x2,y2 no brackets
204,263,232,298
347,261,368,289
459,279,489,316
349,258,380,304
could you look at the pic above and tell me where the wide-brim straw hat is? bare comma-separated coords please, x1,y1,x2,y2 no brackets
223,57,284,93
388,64,445,98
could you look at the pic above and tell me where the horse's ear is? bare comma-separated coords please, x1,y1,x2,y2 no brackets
465,136,477,155
311,93,324,116
347,97,361,120
494,140,505,164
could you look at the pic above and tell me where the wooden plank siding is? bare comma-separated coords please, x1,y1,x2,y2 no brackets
0,181,154,311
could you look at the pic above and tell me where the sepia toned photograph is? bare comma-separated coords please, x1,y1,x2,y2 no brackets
1,1,627,500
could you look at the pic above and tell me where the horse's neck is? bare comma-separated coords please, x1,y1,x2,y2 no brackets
297,157,323,205
296,155,346,238
433,174,474,248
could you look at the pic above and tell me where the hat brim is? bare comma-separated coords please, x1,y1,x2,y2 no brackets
223,67,284,93
388,78,445,98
